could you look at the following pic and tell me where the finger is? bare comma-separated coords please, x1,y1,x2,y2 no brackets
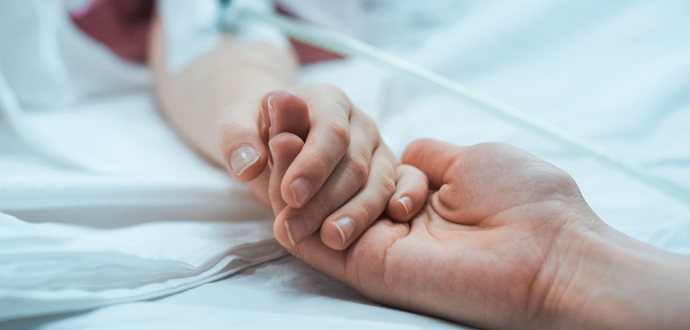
218,102,268,181
281,84,353,208
319,146,397,250
261,90,310,141
273,111,378,247
268,132,305,215
285,218,410,299
401,139,469,189
273,148,370,248
386,165,428,222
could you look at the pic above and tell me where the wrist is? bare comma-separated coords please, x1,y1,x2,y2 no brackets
536,209,690,330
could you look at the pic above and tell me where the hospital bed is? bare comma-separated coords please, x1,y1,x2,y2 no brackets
1,1,690,329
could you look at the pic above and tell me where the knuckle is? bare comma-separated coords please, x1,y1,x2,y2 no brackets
396,164,415,177
318,83,347,99
346,152,370,184
472,141,508,153
361,114,380,139
303,152,331,182
313,83,351,112
328,120,351,147
379,174,397,197
350,201,375,225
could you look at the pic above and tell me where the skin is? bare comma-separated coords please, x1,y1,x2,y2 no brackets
270,138,690,330
150,12,690,329
260,91,426,250
149,14,411,250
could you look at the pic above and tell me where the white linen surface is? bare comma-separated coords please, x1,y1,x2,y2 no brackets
0,213,286,321
0,93,286,321
1,0,690,329
1,257,461,330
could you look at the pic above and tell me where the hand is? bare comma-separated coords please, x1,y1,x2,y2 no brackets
219,84,426,250
283,139,612,330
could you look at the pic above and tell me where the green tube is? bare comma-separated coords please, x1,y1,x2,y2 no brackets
238,8,690,206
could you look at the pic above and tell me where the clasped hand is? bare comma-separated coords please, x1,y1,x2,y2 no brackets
218,84,428,250
227,85,612,330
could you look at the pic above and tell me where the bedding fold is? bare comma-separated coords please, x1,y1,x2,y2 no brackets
0,212,287,321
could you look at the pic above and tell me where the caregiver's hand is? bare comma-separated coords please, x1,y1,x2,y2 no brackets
220,84,425,250
286,139,690,330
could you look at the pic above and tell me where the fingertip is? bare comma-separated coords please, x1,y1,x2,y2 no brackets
281,167,315,209
217,115,268,182
269,132,305,157
286,178,311,208
387,195,419,222
386,165,428,221
222,143,267,182
272,206,312,250
260,90,280,113
320,216,356,250
263,90,311,141
397,196,414,216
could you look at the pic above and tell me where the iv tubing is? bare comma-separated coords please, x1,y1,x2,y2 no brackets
238,8,690,206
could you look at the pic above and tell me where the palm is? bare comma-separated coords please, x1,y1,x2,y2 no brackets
296,142,590,329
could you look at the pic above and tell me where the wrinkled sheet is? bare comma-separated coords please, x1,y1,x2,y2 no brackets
2,0,690,329
0,213,286,321
0,93,288,321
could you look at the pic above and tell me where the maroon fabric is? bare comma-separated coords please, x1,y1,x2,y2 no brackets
70,0,341,65
276,5,344,64
70,0,155,64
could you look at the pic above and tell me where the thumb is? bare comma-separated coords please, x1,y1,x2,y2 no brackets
401,139,468,189
217,100,268,182
262,90,310,141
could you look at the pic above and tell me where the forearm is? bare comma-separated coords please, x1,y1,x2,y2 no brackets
148,13,298,165
541,215,690,329
148,14,297,207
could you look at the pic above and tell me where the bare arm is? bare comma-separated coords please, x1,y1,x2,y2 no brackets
148,13,414,251
148,13,298,205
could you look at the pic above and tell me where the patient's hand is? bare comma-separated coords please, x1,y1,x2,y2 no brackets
249,85,427,250
281,139,621,329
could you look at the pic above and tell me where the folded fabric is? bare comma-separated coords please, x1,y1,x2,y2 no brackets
0,212,287,321
0,91,289,321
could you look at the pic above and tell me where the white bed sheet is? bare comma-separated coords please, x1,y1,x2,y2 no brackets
0,93,290,321
2,0,690,329
1,257,462,330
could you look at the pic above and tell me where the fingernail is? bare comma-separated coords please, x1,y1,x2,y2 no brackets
290,178,311,207
333,217,356,244
230,145,259,176
285,214,309,246
267,95,276,126
398,196,413,215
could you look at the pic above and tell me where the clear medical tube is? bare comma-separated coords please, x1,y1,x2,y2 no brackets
238,8,690,206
